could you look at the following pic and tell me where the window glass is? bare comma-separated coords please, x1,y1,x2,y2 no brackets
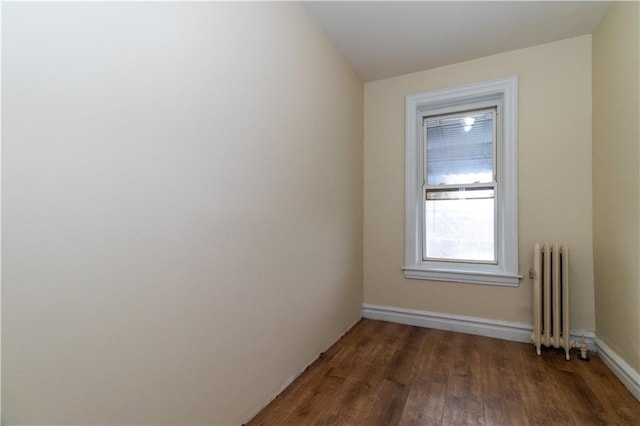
425,190,495,262
424,109,496,263
425,111,494,185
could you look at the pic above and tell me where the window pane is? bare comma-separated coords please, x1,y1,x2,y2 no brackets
425,195,495,262
426,111,494,185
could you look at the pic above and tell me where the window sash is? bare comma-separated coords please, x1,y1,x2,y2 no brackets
422,109,498,264
423,184,497,263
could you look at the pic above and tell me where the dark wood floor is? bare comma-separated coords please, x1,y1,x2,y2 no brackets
248,319,640,426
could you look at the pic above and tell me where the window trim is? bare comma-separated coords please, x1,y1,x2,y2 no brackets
403,76,521,286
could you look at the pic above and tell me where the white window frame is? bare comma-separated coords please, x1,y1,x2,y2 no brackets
404,76,521,286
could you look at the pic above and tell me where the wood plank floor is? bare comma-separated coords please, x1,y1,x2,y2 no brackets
247,319,640,426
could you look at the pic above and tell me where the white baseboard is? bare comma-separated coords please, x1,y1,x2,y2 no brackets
362,303,596,352
595,338,640,401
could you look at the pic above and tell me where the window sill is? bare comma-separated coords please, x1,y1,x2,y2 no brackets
402,267,522,286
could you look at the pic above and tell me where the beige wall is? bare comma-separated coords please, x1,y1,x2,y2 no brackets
593,1,640,373
1,3,363,424
364,35,595,330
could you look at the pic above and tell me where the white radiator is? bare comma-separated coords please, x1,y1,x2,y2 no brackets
532,243,571,360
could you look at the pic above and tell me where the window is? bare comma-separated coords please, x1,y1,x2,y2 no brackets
404,76,520,286
424,108,496,263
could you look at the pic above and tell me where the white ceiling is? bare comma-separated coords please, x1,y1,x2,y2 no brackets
304,1,612,81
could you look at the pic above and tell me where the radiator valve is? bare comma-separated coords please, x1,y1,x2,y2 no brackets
571,339,590,361
578,347,589,361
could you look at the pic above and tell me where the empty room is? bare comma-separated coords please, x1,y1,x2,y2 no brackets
2,1,639,425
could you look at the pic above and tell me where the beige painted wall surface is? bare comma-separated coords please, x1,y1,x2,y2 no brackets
593,1,640,373
364,35,595,330
2,3,363,424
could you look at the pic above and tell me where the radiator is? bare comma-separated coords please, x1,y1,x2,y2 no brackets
532,243,571,360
